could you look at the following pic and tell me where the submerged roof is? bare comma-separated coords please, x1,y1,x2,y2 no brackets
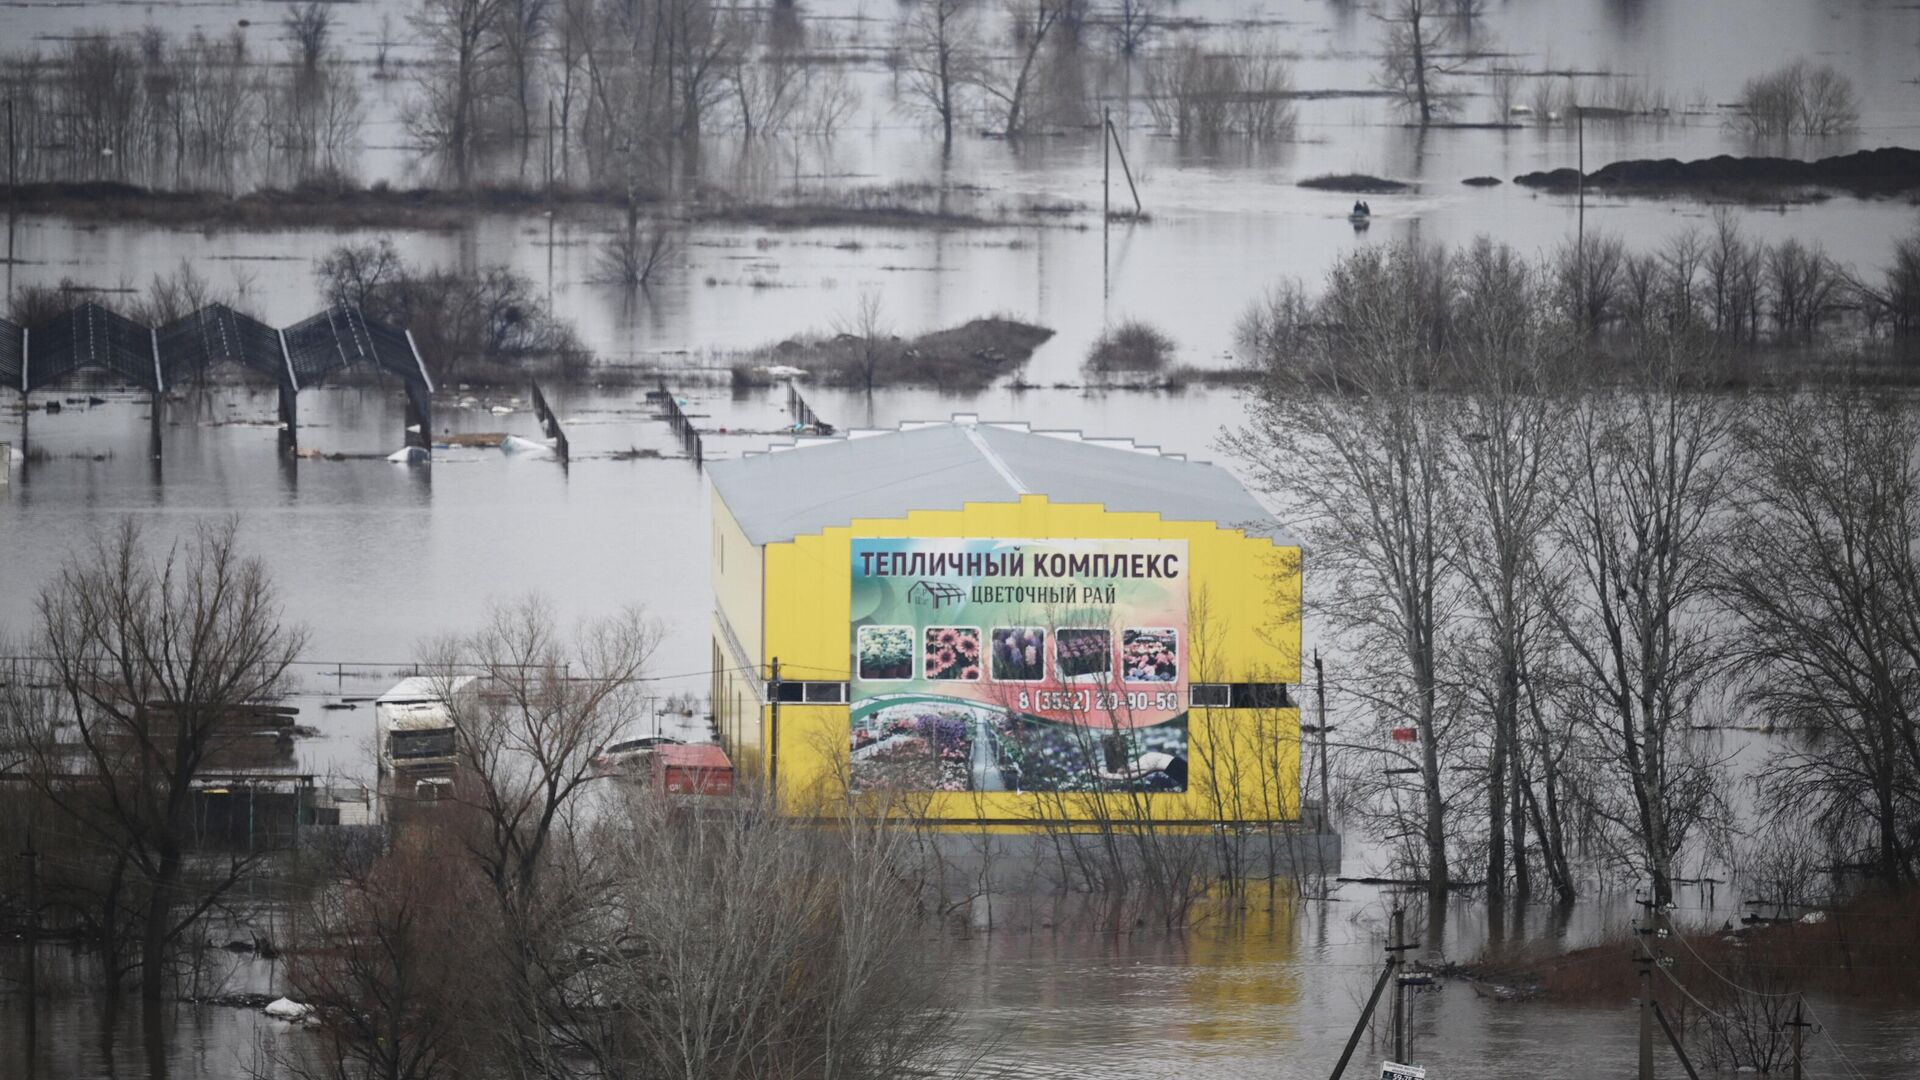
708,414,1292,546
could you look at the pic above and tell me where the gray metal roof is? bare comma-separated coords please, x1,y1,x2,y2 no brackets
709,415,1294,546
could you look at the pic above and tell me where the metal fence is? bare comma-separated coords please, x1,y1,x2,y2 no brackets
658,381,703,469
786,380,833,434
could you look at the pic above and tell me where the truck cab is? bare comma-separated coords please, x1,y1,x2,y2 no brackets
375,676,476,777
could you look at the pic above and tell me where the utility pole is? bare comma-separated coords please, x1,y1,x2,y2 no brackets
1637,953,1655,1080
1105,112,1142,217
1782,995,1812,1080
1390,906,1408,1062
1635,891,1660,1080
1575,104,1586,333
19,835,39,1033
1327,905,1411,1080
1102,106,1111,300
1314,651,1330,834
1103,106,1111,225
768,657,781,803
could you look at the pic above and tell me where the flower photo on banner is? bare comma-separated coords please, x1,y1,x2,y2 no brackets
924,627,982,680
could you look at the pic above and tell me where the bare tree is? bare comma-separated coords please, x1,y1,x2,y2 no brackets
1549,335,1738,905
423,595,661,1072
1106,0,1157,56
1376,0,1456,126
283,2,334,73
1719,385,1920,887
1229,241,1461,904
286,829,481,1080
1443,239,1576,902
581,793,968,1079
498,0,551,143
834,289,892,392
409,0,509,181
1732,59,1860,137
973,0,1066,136
898,0,978,146
598,202,678,287
7,519,306,1000
1143,41,1296,139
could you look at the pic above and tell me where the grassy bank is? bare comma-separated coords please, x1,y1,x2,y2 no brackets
0,179,1027,232
1465,891,1920,1004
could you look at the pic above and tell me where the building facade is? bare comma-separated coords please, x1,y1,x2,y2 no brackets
708,415,1302,828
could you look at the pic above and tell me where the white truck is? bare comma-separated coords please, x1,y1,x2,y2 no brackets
375,675,476,776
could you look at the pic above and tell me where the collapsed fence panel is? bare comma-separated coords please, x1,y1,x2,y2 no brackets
16,301,437,457
155,303,288,391
24,302,156,393
0,317,20,392
530,381,568,462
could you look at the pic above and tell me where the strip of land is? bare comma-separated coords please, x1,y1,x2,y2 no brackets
1513,145,1920,196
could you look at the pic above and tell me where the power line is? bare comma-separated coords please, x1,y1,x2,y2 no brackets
1799,999,1871,1080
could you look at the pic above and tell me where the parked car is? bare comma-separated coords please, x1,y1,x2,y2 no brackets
592,735,683,774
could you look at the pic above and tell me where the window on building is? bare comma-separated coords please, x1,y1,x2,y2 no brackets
1229,683,1293,709
804,682,848,704
1190,684,1231,708
768,680,849,704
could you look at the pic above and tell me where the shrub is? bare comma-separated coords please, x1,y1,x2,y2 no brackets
1733,60,1859,137
1086,320,1176,373
316,240,588,382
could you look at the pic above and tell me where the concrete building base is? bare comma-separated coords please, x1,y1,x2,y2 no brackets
913,824,1343,898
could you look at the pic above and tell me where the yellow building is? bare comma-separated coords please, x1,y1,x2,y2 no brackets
708,414,1303,829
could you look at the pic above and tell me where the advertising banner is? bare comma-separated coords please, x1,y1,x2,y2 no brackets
849,537,1189,793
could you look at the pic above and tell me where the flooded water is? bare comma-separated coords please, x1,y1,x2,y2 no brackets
6,0,1920,378
8,887,1920,1078
5,0,1920,1073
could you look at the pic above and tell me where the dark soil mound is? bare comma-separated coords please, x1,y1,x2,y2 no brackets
738,318,1055,393
1461,175,1503,187
1299,173,1413,194
1514,146,1920,195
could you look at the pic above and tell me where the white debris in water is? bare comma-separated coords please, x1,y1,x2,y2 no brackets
1799,910,1827,924
387,446,431,465
264,997,311,1020
490,405,515,415
501,435,555,457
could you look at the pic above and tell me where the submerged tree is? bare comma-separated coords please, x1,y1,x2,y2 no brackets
5,519,306,1000
423,595,661,1073
898,0,979,146
1733,59,1860,137
1720,385,1920,887
1442,240,1577,902
1231,241,1462,905
1375,0,1456,126
973,0,1067,136
1549,334,1738,906
409,0,510,181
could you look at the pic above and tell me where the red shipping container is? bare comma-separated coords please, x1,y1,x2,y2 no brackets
652,743,735,796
